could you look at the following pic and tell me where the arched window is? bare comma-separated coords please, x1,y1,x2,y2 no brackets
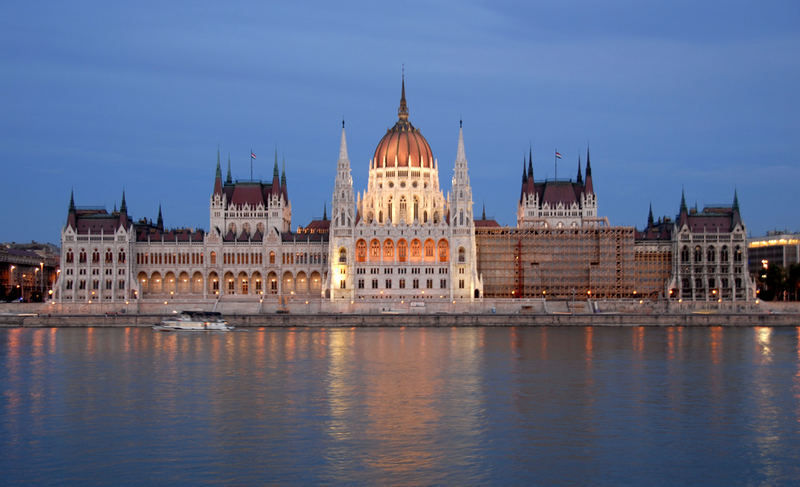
437,239,449,262
269,251,275,264
458,247,466,263
399,196,407,214
707,246,715,262
734,246,743,262
694,246,702,263
424,240,435,260
423,211,428,223
433,212,439,224
384,240,394,260
356,240,367,262
338,247,347,264
378,211,383,224
721,246,729,262
681,246,689,263
92,250,100,264
118,251,126,263
370,239,381,261
413,198,419,221
397,239,408,262
210,251,216,265
410,239,422,260
105,249,113,264
66,249,74,263
387,198,393,222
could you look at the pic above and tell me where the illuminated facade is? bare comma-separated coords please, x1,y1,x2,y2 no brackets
328,79,482,303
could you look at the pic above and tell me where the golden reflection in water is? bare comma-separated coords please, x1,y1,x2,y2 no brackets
325,328,483,480
633,326,644,357
796,327,800,426
710,326,722,366
86,326,95,355
755,327,773,362
286,328,297,362
666,327,675,361
49,327,56,355
584,326,593,364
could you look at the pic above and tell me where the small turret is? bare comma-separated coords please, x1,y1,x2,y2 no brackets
584,147,594,194
576,155,583,184
213,149,223,195
67,189,77,228
157,204,164,231
119,189,128,228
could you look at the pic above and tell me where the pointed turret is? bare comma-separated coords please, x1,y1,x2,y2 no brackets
213,150,223,195
732,189,742,227
522,156,528,184
119,189,128,228
323,203,327,221
482,202,486,221
156,204,163,231
226,154,232,184
647,202,654,227
584,147,594,194
678,188,689,226
527,146,533,179
67,189,77,228
576,155,583,184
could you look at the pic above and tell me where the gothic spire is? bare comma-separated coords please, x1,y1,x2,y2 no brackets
69,189,75,211
576,155,583,183
120,189,127,213
281,157,287,186
226,154,232,184
584,147,594,194
680,187,687,213
527,146,533,179
522,156,527,184
648,202,654,227
733,188,740,212
216,148,221,178
398,68,409,122
482,202,486,220
323,202,327,221
157,204,163,231
339,120,350,162
455,121,467,165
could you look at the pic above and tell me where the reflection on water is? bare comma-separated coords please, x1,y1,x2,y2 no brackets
1,326,800,486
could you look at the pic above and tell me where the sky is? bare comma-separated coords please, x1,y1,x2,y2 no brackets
1,0,798,244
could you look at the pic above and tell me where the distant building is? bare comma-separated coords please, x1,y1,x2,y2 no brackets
748,232,800,271
0,242,59,301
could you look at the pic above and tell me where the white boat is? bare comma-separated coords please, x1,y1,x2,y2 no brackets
154,311,233,331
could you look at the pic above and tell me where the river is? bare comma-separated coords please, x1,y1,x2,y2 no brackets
2,326,799,485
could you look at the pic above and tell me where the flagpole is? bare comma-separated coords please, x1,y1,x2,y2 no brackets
554,149,557,180
250,148,253,181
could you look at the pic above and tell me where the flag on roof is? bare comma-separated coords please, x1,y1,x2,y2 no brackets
250,152,257,159
555,151,563,159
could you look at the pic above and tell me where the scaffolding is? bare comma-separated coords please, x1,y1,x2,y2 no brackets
633,241,672,299
476,226,635,299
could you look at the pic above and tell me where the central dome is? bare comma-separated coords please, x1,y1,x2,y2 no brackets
372,79,434,169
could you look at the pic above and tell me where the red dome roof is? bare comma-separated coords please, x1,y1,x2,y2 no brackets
372,80,434,169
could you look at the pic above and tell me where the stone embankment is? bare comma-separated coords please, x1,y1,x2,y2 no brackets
1,311,799,328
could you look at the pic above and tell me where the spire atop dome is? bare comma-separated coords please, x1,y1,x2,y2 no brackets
398,69,409,122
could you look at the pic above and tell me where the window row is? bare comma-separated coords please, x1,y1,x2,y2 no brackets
66,248,126,264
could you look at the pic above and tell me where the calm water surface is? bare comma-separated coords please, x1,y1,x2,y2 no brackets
2,326,800,486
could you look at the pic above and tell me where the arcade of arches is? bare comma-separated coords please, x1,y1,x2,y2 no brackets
136,270,324,297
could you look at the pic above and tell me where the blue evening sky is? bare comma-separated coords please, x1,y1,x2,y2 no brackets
1,0,798,244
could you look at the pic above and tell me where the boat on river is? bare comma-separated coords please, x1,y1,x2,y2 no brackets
153,311,233,331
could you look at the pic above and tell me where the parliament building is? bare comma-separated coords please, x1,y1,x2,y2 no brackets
54,80,755,309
